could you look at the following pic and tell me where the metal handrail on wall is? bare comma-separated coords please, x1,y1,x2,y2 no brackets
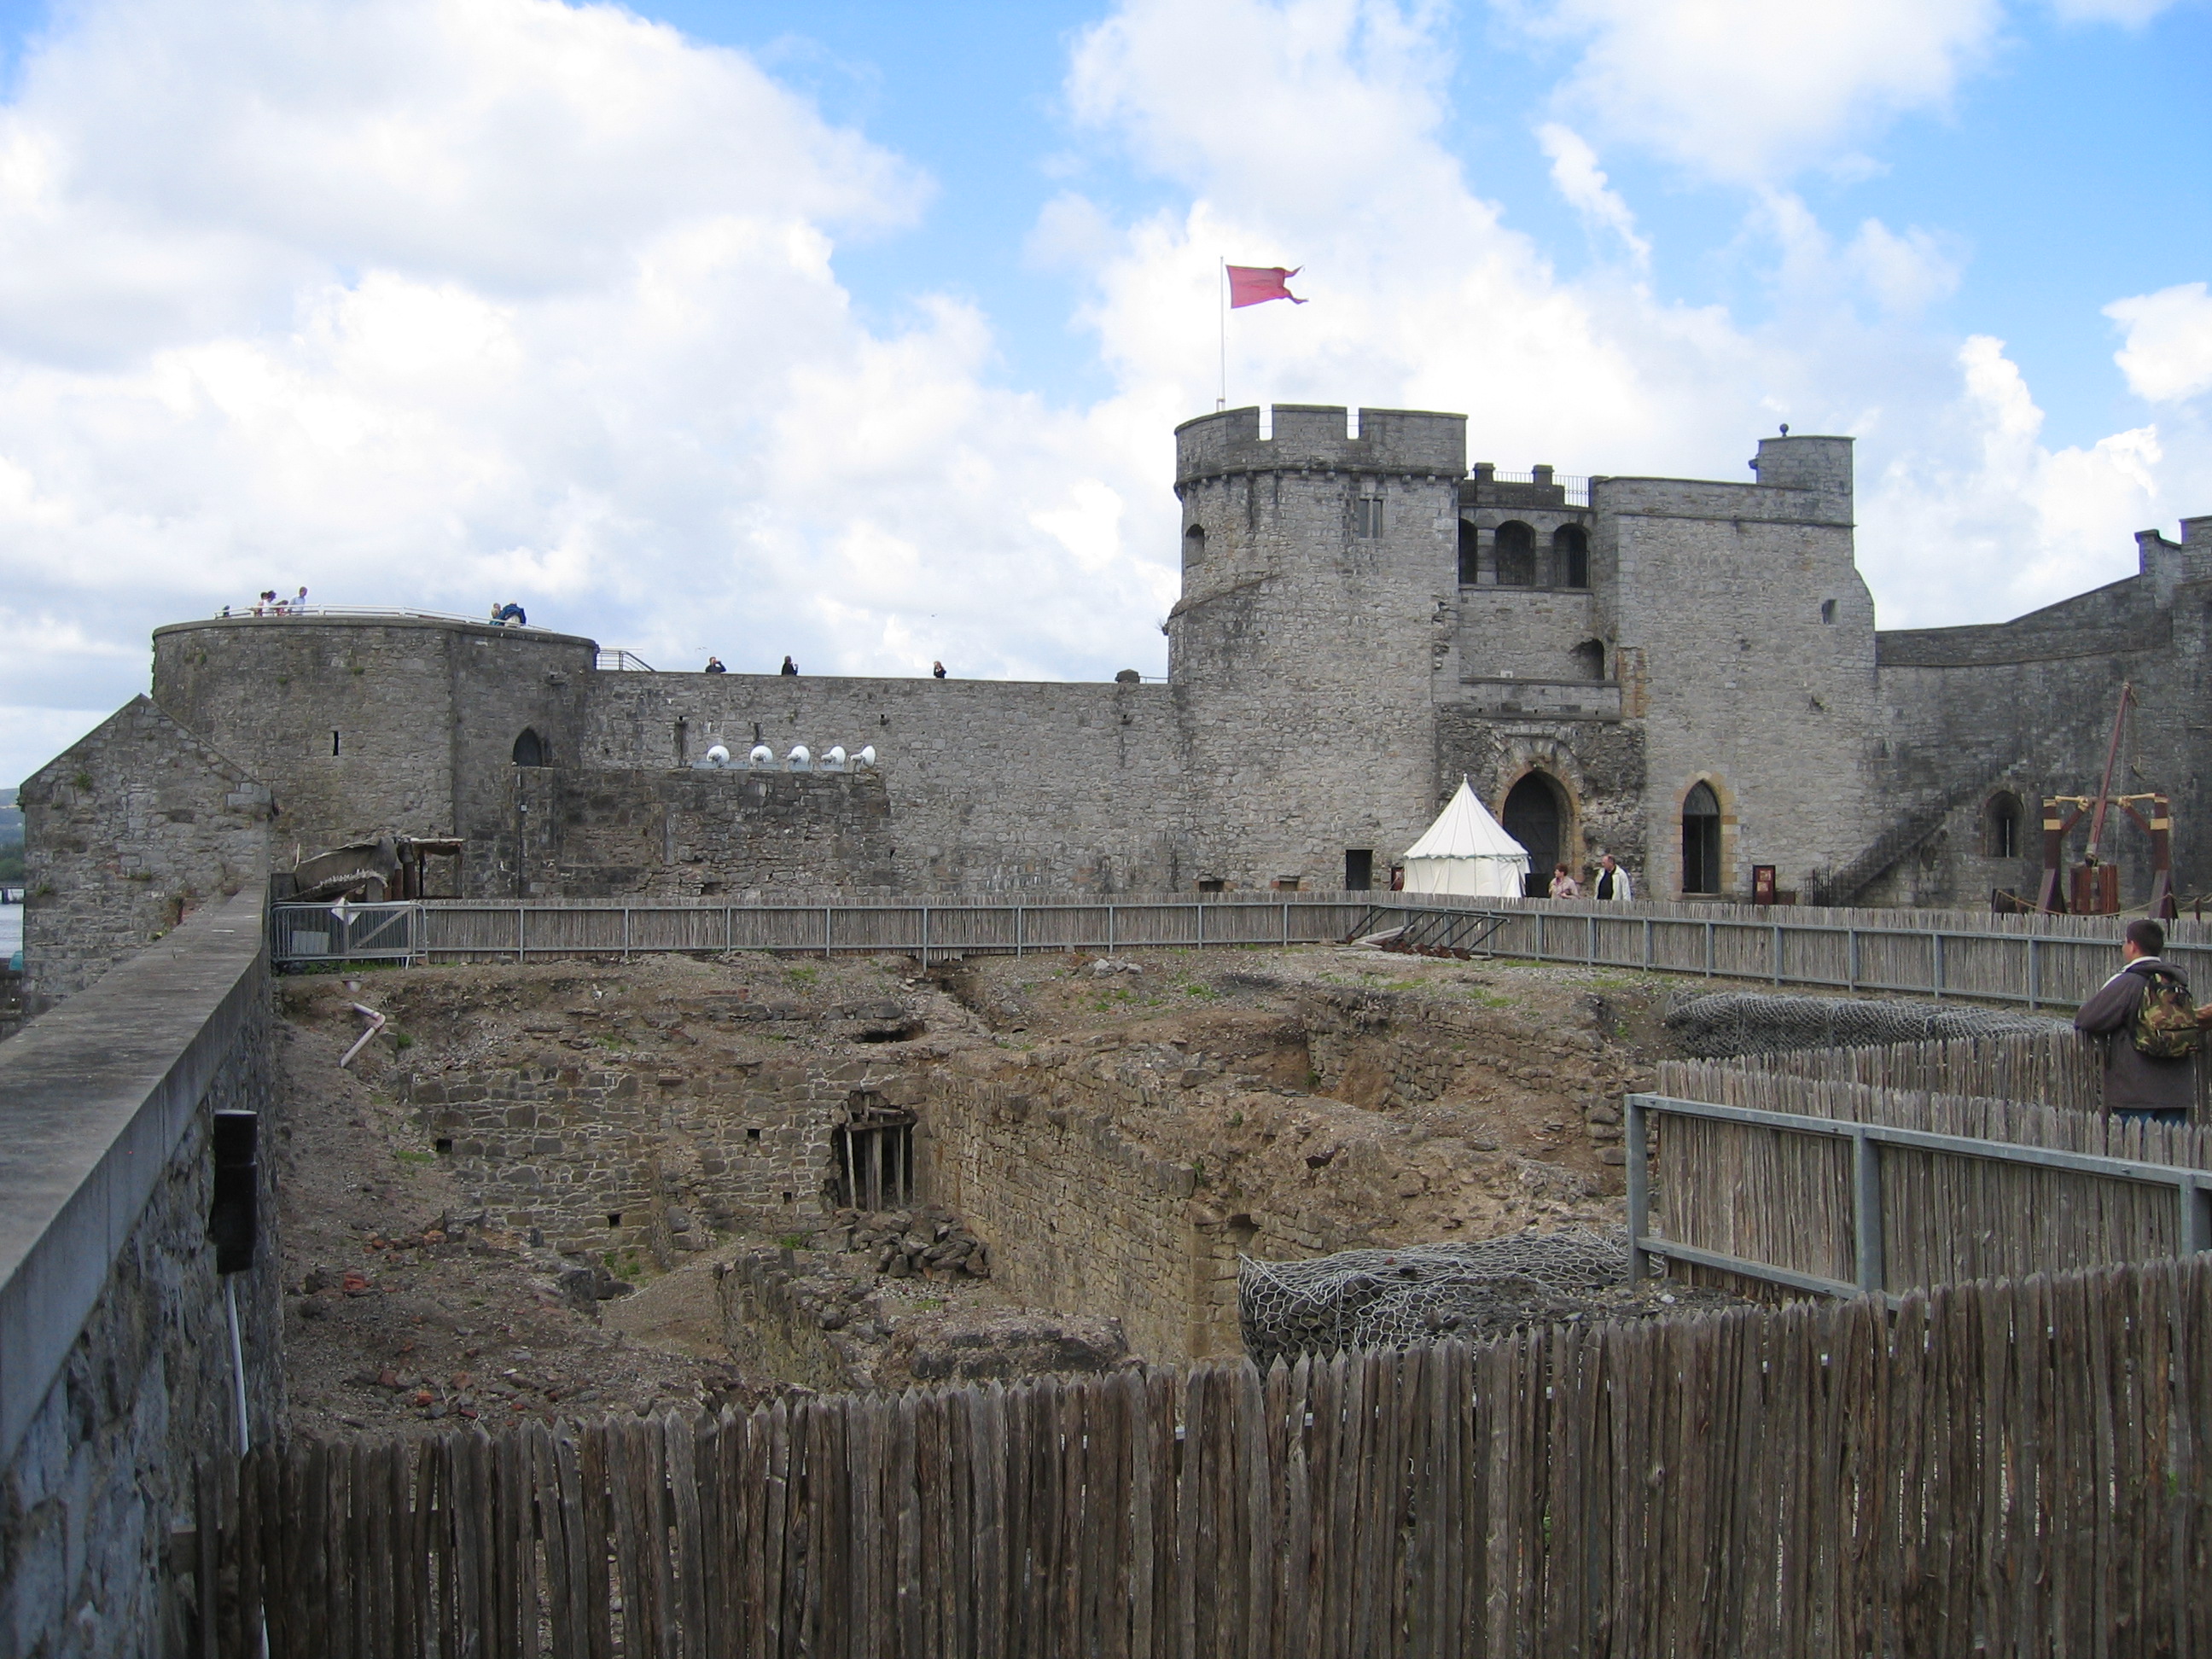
1624,1091,2212,1302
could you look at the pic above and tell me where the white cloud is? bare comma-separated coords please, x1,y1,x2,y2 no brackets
1858,335,2179,624
1,0,2203,793
1062,0,2210,633
2106,282,2212,403
1536,123,1650,267
0,0,1180,784
1510,0,2003,183
1846,219,1963,314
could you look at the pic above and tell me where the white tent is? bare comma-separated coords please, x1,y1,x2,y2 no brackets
1401,778,1531,897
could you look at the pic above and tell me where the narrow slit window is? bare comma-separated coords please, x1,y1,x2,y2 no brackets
331,730,341,757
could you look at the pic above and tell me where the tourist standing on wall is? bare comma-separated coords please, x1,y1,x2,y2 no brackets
2073,918,2212,1125
932,661,946,678
1549,863,1580,899
1592,853,1633,901
703,656,726,673
781,655,799,676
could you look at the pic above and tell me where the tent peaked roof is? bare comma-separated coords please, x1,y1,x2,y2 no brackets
1404,778,1528,861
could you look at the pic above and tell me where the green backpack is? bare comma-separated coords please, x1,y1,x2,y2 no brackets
2129,966,2202,1060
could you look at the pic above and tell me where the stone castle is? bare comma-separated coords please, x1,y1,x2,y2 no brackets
22,402,2212,1002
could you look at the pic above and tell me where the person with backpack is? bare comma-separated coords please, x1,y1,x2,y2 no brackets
2073,918,2212,1123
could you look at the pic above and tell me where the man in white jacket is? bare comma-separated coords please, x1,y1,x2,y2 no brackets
1593,853,1633,901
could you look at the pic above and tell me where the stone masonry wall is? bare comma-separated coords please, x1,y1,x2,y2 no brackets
583,672,1187,895
498,764,898,899
404,1054,924,1260
148,615,598,876
20,696,272,1011
920,1067,1229,1360
1,893,282,1659
1167,405,1464,893
1602,439,1882,899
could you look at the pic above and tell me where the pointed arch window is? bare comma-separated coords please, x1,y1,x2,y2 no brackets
1183,524,1207,568
1458,520,1479,585
1682,781,1722,894
512,729,549,767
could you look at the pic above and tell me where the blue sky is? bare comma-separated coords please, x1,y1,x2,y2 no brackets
620,0,2212,454
1,0,2209,786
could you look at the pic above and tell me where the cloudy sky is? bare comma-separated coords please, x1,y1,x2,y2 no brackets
1,0,2208,786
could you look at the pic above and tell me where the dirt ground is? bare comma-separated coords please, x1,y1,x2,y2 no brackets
272,943,1708,1431
274,1014,758,1440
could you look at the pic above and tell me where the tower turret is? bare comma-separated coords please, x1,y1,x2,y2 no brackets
1167,405,1465,890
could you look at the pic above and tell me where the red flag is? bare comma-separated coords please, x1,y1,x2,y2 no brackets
1227,265,1305,308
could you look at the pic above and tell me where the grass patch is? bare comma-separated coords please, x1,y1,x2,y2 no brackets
776,1232,811,1251
393,1149,435,1167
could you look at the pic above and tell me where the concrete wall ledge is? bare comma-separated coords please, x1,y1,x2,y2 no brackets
0,888,265,1462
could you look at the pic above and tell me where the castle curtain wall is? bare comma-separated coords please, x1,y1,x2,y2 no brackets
582,673,1188,895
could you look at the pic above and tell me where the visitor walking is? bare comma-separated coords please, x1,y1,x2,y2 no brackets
781,655,799,676
2073,919,2211,1125
1592,853,1633,901
1549,863,1580,899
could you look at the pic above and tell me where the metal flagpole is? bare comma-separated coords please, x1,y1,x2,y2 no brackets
1218,257,1227,410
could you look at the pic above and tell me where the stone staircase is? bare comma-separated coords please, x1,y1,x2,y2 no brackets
1806,763,2017,907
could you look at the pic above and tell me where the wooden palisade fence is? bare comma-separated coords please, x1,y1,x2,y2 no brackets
199,1254,2212,1657
1641,1031,2212,1301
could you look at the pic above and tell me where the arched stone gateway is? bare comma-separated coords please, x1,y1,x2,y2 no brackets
1502,772,1566,897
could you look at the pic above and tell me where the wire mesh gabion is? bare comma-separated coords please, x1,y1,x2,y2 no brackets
1237,1227,1628,1367
1663,991,2067,1060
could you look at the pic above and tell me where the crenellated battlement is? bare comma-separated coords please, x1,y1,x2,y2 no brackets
1174,405,1466,486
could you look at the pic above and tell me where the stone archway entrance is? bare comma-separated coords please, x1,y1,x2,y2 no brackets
1502,774,1563,897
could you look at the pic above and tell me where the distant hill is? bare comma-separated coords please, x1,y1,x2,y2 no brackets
0,787,19,848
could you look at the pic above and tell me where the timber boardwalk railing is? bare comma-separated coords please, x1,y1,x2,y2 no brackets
1359,894,2212,1011
274,889,2209,1010
269,894,1377,966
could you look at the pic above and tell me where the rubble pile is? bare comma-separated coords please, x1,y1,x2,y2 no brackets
827,1205,992,1280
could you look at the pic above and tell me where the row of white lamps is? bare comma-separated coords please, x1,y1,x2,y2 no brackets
701,742,878,771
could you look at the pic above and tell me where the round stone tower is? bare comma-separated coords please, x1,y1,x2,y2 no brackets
1166,404,1466,891
152,613,598,863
